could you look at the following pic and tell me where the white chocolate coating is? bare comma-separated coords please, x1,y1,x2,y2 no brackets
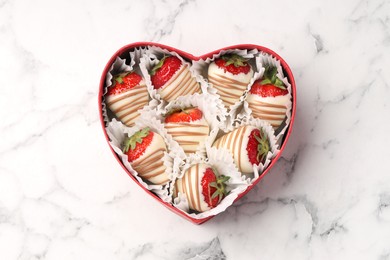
247,93,291,129
174,164,210,212
207,62,253,108
131,132,169,185
106,80,149,127
213,125,257,174
165,117,209,154
157,64,201,102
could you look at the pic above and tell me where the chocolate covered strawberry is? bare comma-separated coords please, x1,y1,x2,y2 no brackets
212,126,270,174
174,164,229,212
164,107,209,154
150,56,200,102
208,54,254,108
122,127,169,185
247,66,291,129
106,72,149,127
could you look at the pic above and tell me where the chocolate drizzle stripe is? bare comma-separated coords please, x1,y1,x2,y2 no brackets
182,174,188,204
210,83,243,98
177,140,200,145
112,95,149,114
165,123,209,128
163,67,191,100
224,100,236,106
141,167,166,178
251,113,285,121
165,78,190,101
132,151,165,168
122,114,140,126
182,75,199,96
163,64,186,88
133,150,165,168
178,79,197,98
183,149,197,153
252,100,286,109
227,128,234,150
106,85,147,106
188,81,201,95
182,170,190,208
188,168,196,211
215,134,224,149
174,182,178,198
118,100,147,120
250,106,286,115
220,134,227,148
208,78,246,94
169,132,208,137
237,126,247,172
136,161,165,173
195,164,201,211
209,73,248,88
132,148,166,167
169,70,195,99
208,85,237,106
208,79,237,96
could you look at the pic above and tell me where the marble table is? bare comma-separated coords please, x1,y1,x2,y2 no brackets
1,0,390,259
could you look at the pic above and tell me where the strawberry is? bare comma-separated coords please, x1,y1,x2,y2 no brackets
214,54,251,75
164,107,209,154
122,128,154,162
164,107,203,123
150,56,182,89
208,54,254,108
106,71,148,127
107,72,143,95
246,129,270,165
250,66,287,97
212,125,270,174
122,128,169,185
174,164,230,212
201,168,230,208
246,65,291,129
150,55,201,102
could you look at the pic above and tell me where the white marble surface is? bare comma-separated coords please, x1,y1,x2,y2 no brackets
1,0,390,259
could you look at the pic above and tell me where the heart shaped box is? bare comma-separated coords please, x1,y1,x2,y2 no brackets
98,42,296,224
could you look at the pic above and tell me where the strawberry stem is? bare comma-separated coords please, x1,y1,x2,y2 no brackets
221,54,249,67
122,127,150,153
254,129,270,164
113,72,130,85
262,65,286,89
209,175,230,203
150,55,167,76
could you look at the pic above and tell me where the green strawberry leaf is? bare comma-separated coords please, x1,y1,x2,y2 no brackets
122,127,150,153
115,77,123,84
150,56,167,76
254,129,270,163
260,78,272,85
261,65,286,89
209,175,230,203
221,54,249,67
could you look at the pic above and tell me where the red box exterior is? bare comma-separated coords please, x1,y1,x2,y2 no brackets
98,42,296,224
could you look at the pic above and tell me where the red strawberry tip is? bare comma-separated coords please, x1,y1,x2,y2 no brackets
122,127,150,153
209,174,230,203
